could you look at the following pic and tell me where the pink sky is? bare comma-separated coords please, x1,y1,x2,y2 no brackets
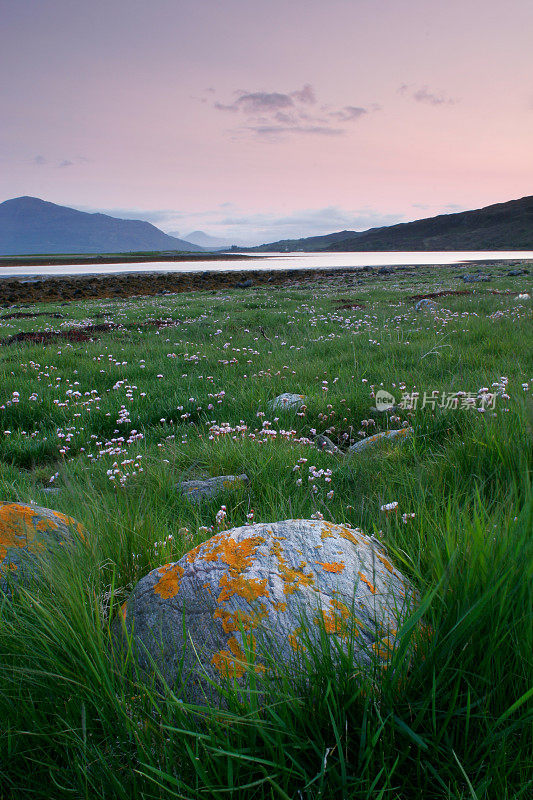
2,0,533,244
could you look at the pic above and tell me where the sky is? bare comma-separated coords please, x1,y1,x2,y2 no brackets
2,0,533,245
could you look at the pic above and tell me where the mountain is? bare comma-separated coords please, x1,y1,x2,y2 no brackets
250,196,533,252
0,196,204,255
182,230,243,250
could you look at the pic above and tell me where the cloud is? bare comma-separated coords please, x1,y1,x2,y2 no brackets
212,84,374,138
290,84,316,104
31,155,90,168
398,84,457,106
329,106,368,122
247,124,343,137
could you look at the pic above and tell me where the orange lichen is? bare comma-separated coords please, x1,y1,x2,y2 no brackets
315,598,351,635
358,571,377,594
217,572,269,603
0,504,84,562
372,635,395,660
0,504,50,560
288,626,304,652
153,563,184,599
211,636,246,678
213,605,267,634
376,552,394,573
272,601,287,612
269,539,315,596
317,561,345,573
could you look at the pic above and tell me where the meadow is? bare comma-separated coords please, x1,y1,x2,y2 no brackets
0,263,531,799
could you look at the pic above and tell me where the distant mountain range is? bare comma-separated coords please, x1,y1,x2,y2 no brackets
2,194,533,257
247,195,533,252
182,230,246,250
0,196,203,255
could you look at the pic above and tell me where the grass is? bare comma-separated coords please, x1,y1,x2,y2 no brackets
0,263,531,798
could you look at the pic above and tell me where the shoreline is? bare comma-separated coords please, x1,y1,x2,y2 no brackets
0,259,530,305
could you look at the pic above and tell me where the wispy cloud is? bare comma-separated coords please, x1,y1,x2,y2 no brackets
212,84,376,138
31,155,90,168
398,84,458,106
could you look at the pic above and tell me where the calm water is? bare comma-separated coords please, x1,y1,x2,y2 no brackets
1,251,533,279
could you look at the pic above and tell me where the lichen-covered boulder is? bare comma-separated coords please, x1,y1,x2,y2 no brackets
270,393,306,411
0,502,85,591
122,519,416,702
347,428,412,455
177,474,249,503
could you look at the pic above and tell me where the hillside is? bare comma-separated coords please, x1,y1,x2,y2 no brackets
0,196,203,255
250,195,533,252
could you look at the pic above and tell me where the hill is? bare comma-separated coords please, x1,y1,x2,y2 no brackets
249,195,533,252
0,196,203,255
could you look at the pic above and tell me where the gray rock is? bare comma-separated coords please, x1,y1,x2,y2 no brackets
177,474,249,503
270,393,306,411
507,269,528,276
347,428,412,455
314,434,340,454
121,519,416,702
462,274,491,283
369,405,399,415
0,502,84,591
415,298,437,312
236,279,253,288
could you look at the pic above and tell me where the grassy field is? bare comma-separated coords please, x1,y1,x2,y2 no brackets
0,263,531,799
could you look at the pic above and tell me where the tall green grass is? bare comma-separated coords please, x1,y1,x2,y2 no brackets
0,266,531,797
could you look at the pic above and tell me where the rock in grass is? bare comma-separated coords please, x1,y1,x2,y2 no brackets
121,519,415,702
177,474,249,503
270,393,306,411
314,434,340,454
347,428,412,455
415,298,437,312
0,502,85,591
462,274,491,283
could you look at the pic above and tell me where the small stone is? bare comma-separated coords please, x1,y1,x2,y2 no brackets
462,274,491,283
415,298,437,312
121,519,417,702
0,502,85,592
347,428,412,455
177,474,249,503
314,434,340,454
270,393,306,411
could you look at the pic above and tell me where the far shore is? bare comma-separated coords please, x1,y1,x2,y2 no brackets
0,258,530,305
0,251,250,268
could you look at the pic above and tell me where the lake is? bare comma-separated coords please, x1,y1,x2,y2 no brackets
1,250,533,279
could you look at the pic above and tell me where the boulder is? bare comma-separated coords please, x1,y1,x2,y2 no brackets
177,474,249,503
121,519,416,702
270,393,306,411
347,428,411,455
0,502,85,591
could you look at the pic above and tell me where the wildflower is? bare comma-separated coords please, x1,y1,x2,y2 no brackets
380,501,399,514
